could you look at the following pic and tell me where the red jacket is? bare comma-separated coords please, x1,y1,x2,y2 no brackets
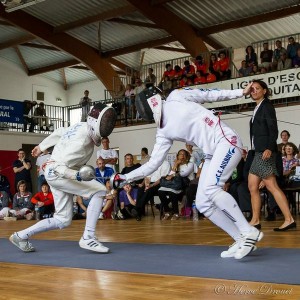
31,192,54,206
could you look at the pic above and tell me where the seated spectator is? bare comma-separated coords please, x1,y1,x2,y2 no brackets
185,143,205,172
0,190,10,219
118,183,138,219
238,60,252,77
144,68,156,87
0,164,11,197
287,36,300,60
206,70,217,83
259,42,273,71
10,180,34,220
173,65,183,88
282,143,299,178
179,75,192,87
121,153,142,185
36,150,51,192
135,160,171,221
158,63,175,95
159,149,194,220
208,53,220,80
95,157,114,185
99,181,116,219
277,130,299,157
182,60,196,81
23,100,37,132
194,70,207,85
34,102,50,131
249,64,260,76
218,50,231,80
140,147,150,165
292,48,300,68
76,195,91,219
191,55,207,77
277,52,292,71
245,45,258,68
31,182,54,219
272,40,287,70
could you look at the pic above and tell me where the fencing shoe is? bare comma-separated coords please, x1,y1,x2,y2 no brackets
79,236,109,253
221,240,257,258
9,232,35,252
234,228,263,260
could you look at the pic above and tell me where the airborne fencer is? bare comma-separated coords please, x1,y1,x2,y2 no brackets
112,83,263,259
9,103,117,253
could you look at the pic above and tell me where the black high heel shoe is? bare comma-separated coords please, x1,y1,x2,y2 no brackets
273,222,297,232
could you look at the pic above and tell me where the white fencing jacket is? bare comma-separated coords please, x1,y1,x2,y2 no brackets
125,88,244,182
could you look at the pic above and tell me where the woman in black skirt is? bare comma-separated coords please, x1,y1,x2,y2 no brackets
248,80,296,231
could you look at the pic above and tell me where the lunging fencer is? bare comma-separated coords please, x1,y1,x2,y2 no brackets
112,83,263,259
9,103,117,253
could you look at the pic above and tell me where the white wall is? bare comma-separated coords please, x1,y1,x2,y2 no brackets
0,58,67,106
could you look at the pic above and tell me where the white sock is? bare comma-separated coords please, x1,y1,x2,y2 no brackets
213,190,253,234
17,218,61,239
83,194,104,239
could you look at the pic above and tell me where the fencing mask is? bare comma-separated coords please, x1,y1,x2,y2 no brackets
87,103,117,144
136,86,164,127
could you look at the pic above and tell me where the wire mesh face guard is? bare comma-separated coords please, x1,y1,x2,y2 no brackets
87,103,117,139
136,86,163,126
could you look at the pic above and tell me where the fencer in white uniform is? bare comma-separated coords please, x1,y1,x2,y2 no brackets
9,103,117,253
114,83,263,260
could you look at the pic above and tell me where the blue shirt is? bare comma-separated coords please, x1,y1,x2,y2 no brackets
95,166,114,185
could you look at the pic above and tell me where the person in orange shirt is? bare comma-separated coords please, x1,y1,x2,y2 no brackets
194,71,207,85
31,182,54,219
173,65,183,88
191,55,207,77
179,75,193,87
182,60,196,81
208,53,220,81
218,51,231,80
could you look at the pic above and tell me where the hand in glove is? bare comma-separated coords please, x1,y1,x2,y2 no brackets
110,173,127,189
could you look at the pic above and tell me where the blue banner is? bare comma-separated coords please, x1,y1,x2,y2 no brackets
0,99,24,124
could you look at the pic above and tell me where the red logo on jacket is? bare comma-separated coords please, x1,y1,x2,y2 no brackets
204,117,214,127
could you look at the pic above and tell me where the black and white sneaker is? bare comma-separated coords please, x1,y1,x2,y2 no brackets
79,236,109,253
234,228,263,259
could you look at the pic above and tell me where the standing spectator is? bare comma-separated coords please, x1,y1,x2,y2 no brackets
31,182,54,219
134,79,145,119
123,84,135,120
0,190,10,219
238,60,252,77
96,137,118,172
36,150,51,192
144,68,156,87
13,149,32,193
292,48,300,68
79,90,92,122
248,80,295,231
287,36,300,60
277,53,292,71
272,40,287,70
140,147,150,165
10,180,34,220
245,45,258,68
277,130,299,157
259,42,273,71
33,102,50,131
130,70,140,87
95,157,114,185
23,100,37,132
0,165,11,196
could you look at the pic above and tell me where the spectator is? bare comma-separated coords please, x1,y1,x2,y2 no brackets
277,52,292,71
272,40,287,70
31,182,54,219
10,180,34,220
135,160,171,221
144,68,156,87
158,63,175,94
206,70,217,83
259,42,273,71
287,36,300,60
130,70,140,87
238,60,252,77
173,65,183,88
245,45,258,68
182,60,196,81
0,190,10,219
179,75,192,87
282,143,299,178
76,195,90,219
0,165,11,196
194,70,207,84
96,137,118,172
277,130,299,157
208,53,220,80
79,90,92,122
113,84,125,99
121,153,141,175
159,149,194,220
134,78,145,119
185,143,205,172
249,64,260,76
123,84,135,120
95,157,114,185
140,147,150,165
292,48,300,68
23,100,37,132
13,148,32,193
191,55,207,77
118,183,138,219
33,102,50,131
218,51,231,80
36,150,51,192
